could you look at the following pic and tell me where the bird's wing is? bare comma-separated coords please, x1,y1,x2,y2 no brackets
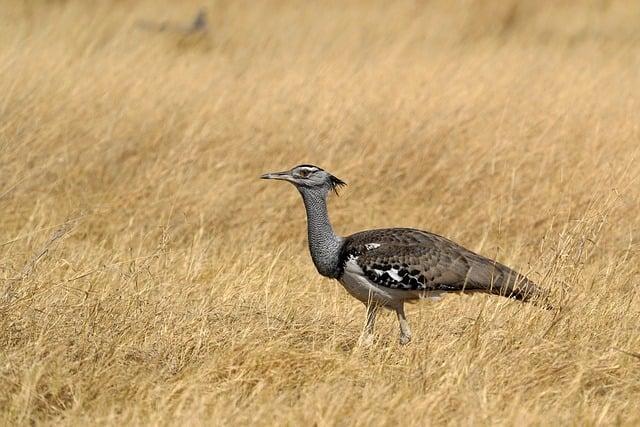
341,228,533,296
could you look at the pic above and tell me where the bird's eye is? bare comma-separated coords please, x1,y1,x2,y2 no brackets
298,170,309,177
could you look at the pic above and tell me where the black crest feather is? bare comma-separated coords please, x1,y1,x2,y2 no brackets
329,175,347,195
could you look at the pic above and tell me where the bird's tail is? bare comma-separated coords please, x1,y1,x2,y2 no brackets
486,263,553,309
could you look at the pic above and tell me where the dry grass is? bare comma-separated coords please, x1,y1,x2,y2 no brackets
1,0,640,425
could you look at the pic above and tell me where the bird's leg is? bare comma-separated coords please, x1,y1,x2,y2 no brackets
359,302,378,346
396,304,412,345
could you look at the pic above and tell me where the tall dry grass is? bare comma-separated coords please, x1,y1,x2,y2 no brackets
1,0,639,425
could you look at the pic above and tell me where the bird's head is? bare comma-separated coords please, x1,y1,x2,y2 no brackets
260,164,346,196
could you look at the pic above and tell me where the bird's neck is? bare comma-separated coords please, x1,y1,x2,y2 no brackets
299,189,343,278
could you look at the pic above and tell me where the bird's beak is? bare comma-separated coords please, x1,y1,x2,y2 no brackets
260,171,291,181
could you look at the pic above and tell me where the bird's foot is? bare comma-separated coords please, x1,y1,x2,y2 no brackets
399,333,412,345
357,332,375,347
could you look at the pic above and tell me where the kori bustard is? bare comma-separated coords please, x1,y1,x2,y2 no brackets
261,164,548,345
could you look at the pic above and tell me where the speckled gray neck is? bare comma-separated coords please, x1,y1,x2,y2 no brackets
298,187,344,278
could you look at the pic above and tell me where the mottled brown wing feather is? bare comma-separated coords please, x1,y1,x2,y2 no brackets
341,228,545,302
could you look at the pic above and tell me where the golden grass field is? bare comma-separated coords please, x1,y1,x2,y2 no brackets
1,0,640,425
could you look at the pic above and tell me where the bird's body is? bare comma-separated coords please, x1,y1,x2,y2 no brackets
339,228,540,304
261,164,549,345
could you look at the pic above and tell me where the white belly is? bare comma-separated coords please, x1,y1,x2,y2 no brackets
338,257,443,308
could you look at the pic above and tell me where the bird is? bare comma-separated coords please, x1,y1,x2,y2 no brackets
188,9,208,33
260,164,550,345
136,8,208,35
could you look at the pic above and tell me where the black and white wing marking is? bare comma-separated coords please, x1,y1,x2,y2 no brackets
340,228,539,299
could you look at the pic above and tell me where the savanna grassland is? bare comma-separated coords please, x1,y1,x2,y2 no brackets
1,0,640,425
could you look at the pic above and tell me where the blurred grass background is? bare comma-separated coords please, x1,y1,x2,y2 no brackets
1,0,639,425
